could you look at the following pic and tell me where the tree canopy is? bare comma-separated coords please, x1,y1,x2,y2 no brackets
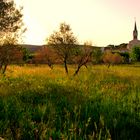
0,0,24,74
0,0,23,35
47,22,78,73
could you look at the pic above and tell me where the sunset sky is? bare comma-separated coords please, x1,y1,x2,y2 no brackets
15,0,140,46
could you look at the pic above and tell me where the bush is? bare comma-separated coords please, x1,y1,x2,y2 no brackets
130,45,140,62
103,51,123,67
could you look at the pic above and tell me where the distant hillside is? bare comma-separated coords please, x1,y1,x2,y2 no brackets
20,44,103,53
21,44,45,53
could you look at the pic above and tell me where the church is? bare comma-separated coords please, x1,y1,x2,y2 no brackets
127,21,140,50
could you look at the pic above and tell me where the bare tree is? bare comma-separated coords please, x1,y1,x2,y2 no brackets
73,44,93,76
47,22,77,74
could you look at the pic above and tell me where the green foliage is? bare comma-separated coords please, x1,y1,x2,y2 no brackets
92,48,103,64
130,45,140,61
119,52,130,63
22,47,31,63
0,0,23,33
47,22,78,73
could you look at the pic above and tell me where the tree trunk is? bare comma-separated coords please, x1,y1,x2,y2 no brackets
84,64,88,69
2,64,8,74
64,59,68,74
74,65,81,76
0,64,2,72
47,59,53,69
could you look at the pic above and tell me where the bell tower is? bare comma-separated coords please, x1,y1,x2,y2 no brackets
127,20,140,50
133,21,138,40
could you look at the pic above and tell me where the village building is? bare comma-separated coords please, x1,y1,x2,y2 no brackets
127,21,140,50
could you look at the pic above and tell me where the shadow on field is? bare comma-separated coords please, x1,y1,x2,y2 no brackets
0,82,140,140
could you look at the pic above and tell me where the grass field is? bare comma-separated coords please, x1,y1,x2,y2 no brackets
0,64,140,140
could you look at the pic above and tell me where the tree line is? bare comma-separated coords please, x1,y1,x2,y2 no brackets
0,0,140,75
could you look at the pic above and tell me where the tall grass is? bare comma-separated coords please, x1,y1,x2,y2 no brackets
0,64,140,139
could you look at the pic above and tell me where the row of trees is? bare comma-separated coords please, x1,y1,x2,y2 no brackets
0,0,140,75
32,23,126,74
29,22,104,75
33,45,103,75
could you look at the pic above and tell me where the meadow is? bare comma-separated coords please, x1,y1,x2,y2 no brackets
0,64,140,140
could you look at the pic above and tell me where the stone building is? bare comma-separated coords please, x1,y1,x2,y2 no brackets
127,21,140,50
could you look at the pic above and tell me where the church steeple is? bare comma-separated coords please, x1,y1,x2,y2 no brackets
133,21,138,40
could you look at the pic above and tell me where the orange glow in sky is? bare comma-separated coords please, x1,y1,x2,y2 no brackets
15,0,140,46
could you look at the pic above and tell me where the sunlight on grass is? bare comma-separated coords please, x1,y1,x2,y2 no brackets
0,64,140,139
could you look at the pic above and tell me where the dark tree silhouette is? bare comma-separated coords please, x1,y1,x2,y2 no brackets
0,0,24,74
0,0,23,33
47,22,77,74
